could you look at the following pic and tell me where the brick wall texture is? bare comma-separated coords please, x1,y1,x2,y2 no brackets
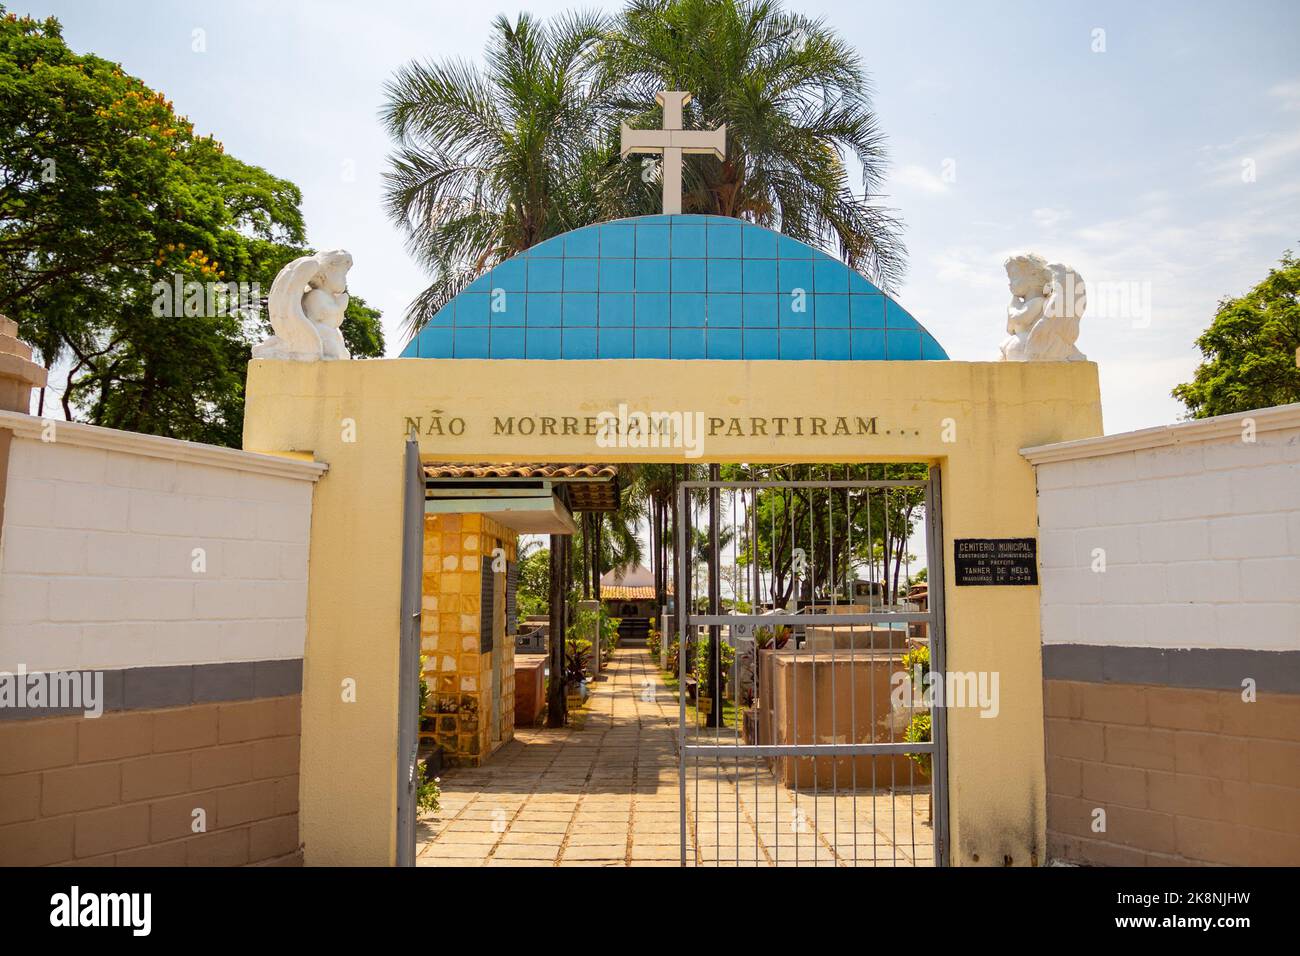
0,695,302,866
1035,427,1299,651
1,435,313,673
1036,415,1300,865
1044,680,1300,865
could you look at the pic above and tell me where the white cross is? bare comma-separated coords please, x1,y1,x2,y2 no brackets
620,91,727,215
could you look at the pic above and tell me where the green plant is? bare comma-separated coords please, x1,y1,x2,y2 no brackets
902,711,931,776
900,641,930,681
754,624,791,650
416,765,441,814
569,604,620,664
564,635,591,686
599,608,620,662
665,637,680,676
646,625,661,660
418,656,434,733
693,637,736,691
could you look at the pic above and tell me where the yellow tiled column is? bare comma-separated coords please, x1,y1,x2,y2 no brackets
421,512,517,766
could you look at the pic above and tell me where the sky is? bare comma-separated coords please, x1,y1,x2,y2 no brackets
19,0,1300,436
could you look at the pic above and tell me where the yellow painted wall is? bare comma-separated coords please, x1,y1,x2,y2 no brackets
243,358,1102,866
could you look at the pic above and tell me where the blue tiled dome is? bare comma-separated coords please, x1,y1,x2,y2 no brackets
399,215,947,361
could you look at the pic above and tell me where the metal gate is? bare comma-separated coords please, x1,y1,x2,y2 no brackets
675,468,948,866
396,438,424,867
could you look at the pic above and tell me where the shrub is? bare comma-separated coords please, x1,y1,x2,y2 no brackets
693,637,736,691
599,609,620,662
570,604,620,664
647,626,661,660
416,765,441,813
564,635,591,686
902,711,931,776
899,641,930,706
900,641,930,678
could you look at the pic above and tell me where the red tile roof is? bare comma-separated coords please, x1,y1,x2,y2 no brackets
422,462,618,480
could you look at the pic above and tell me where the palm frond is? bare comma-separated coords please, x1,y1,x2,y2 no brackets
383,0,909,344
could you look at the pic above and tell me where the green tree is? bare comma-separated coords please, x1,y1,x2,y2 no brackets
0,10,383,445
604,0,904,287
341,295,386,359
1172,250,1300,418
517,542,553,617
572,470,647,600
383,0,905,341
381,10,613,335
734,462,926,608
689,523,735,606
626,463,701,613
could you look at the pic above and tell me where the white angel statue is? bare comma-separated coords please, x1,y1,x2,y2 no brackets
998,253,1087,362
252,249,353,361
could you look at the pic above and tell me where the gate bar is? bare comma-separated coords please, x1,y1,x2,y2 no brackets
677,479,689,867
683,743,935,758
395,437,424,868
926,465,951,866
688,612,930,626
680,479,927,489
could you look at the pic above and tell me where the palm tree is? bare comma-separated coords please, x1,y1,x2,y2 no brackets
574,463,646,599
590,505,645,586
628,463,677,611
381,11,616,337
384,1,907,341
691,524,735,576
603,0,906,288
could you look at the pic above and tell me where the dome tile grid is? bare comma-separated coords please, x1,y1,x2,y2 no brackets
400,215,947,361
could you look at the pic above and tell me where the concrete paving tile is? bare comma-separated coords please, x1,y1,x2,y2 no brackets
508,819,570,833
434,830,500,844
492,843,561,861
413,647,935,869
420,843,491,860
561,844,627,861
486,858,553,867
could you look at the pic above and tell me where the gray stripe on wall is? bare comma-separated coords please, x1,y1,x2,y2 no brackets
1043,644,1300,695
0,658,303,721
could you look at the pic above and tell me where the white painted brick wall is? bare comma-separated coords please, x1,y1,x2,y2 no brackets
0,434,317,671
1034,423,1300,652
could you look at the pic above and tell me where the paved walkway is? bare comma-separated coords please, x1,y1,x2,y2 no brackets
416,646,933,867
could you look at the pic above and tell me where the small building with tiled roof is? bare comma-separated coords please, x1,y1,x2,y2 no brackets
599,564,671,644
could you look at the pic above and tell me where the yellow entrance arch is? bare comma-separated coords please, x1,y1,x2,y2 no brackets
243,357,1101,865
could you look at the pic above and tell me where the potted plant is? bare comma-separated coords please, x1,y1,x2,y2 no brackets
564,635,591,709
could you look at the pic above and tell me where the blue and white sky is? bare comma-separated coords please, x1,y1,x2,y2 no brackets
22,0,1300,435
